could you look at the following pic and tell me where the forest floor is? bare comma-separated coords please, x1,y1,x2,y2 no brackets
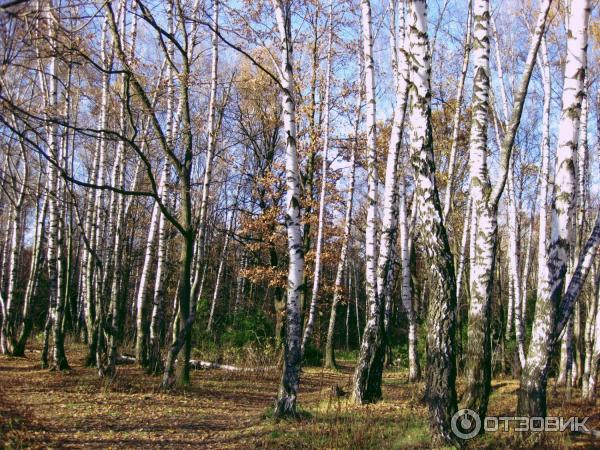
1,342,599,449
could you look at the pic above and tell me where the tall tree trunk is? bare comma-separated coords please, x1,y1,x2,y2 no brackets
572,82,589,389
406,1,457,444
233,252,247,315
587,269,600,402
324,91,359,369
399,163,420,381
581,266,597,400
104,1,129,377
85,17,111,367
353,0,384,405
454,198,471,370
181,0,220,374
536,34,551,294
147,165,168,374
377,0,409,364
354,263,361,345
272,0,305,418
45,6,68,371
135,181,161,367
518,0,589,417
14,176,48,356
207,213,234,333
491,8,529,372
302,0,333,354
463,0,495,421
147,5,175,374
462,0,552,420
1,146,27,354
443,0,472,221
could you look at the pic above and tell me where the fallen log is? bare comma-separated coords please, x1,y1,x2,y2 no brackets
116,354,275,372
188,359,276,372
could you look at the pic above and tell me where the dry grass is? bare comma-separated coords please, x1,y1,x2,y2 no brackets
0,343,599,449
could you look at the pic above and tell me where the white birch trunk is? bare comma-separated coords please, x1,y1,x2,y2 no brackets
354,263,361,345
135,178,162,366
463,0,495,419
353,0,384,405
458,0,550,420
492,14,526,367
233,253,247,315
15,175,48,356
148,4,176,374
377,0,409,349
536,35,551,293
195,0,220,260
324,91,359,368
588,272,600,401
399,162,420,381
2,148,27,354
135,8,174,369
147,172,169,373
302,0,334,354
518,0,589,417
43,5,68,371
207,215,233,333
406,1,457,444
104,1,130,376
443,0,472,220
272,0,304,418
454,197,471,368
582,267,598,400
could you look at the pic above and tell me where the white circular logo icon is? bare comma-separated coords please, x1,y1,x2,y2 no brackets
451,408,481,440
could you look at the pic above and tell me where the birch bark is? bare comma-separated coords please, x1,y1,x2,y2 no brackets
377,0,409,360
353,0,384,405
1,141,27,354
462,0,496,420
588,271,600,401
45,5,68,371
582,266,598,400
14,172,48,356
406,1,457,443
463,0,551,418
302,0,333,354
518,0,589,417
443,0,472,220
272,0,305,418
399,162,420,380
324,91,359,369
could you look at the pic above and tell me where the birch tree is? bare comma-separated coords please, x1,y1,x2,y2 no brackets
398,159,420,380
301,0,333,354
406,0,457,443
272,0,305,418
377,0,409,362
0,135,27,354
462,0,552,419
44,4,68,371
586,269,600,402
352,0,384,405
13,166,48,356
492,15,525,362
443,0,472,221
324,89,361,369
518,0,590,417
462,0,495,419
582,265,599,400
